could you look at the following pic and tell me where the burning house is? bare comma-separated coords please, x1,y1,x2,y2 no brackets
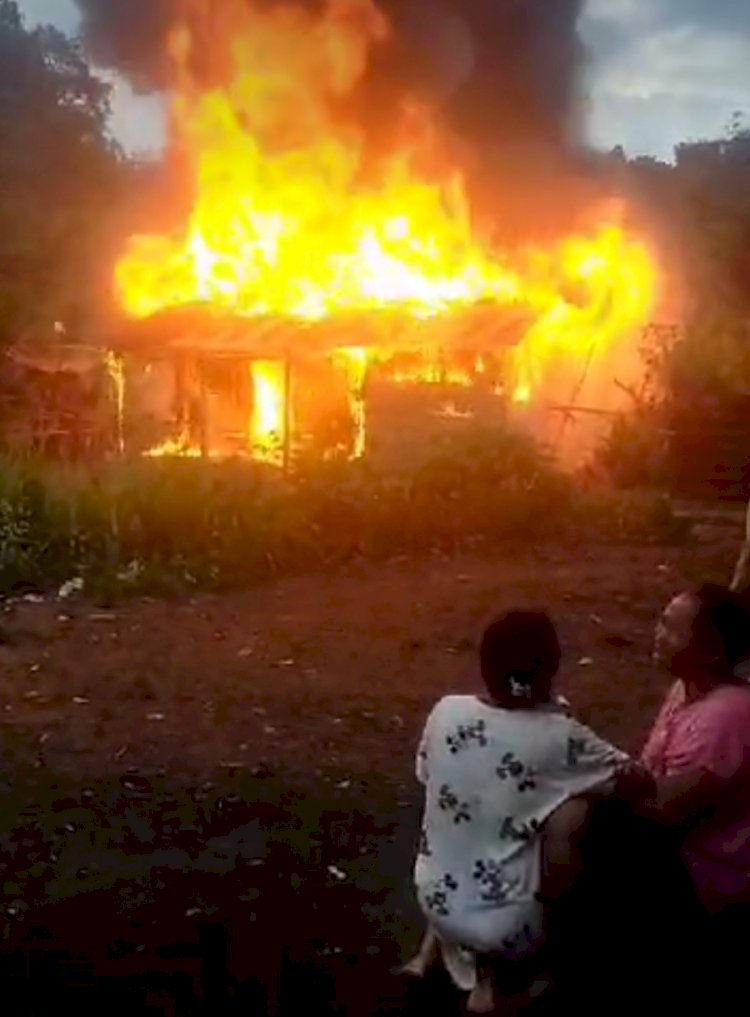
109,303,532,466
81,0,660,467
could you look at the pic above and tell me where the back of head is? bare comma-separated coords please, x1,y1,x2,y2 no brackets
480,609,561,708
691,582,750,673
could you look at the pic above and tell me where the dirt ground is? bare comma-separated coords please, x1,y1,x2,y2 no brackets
0,508,743,1015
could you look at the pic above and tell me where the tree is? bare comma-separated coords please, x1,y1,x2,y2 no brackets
0,0,125,347
672,128,750,319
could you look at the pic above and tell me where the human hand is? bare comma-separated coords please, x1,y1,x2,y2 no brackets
614,761,656,803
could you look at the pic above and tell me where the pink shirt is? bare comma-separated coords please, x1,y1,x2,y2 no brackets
642,681,750,911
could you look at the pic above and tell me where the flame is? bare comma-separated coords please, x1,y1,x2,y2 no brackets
116,0,523,322
145,433,203,458
388,356,487,386
510,224,658,404
513,383,532,406
250,361,288,461
114,0,659,455
391,363,446,385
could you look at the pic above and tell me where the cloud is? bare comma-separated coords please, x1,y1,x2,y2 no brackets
604,25,750,104
671,0,750,34
582,0,750,157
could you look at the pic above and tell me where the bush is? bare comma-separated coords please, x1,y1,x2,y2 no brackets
595,413,669,490
594,318,750,494
0,427,679,596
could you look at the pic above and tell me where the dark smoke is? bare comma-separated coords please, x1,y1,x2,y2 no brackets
74,0,175,92
76,0,584,139
379,0,590,236
388,0,585,153
75,0,591,235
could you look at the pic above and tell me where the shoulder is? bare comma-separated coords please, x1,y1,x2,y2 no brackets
424,695,478,727
546,711,592,737
680,686,750,774
703,685,750,726
433,694,479,712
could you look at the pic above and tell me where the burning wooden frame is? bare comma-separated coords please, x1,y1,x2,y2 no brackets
104,304,531,468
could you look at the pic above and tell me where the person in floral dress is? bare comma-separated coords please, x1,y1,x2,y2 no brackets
409,609,635,1013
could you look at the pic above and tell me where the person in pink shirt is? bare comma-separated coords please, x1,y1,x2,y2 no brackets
639,581,750,1003
547,584,750,1011
643,582,750,914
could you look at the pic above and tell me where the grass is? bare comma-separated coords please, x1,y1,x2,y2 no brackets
0,425,687,597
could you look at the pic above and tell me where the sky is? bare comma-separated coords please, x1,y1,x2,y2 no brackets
18,0,166,154
580,0,750,156
16,0,750,160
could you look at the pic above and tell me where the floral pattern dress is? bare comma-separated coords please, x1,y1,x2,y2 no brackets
414,694,629,989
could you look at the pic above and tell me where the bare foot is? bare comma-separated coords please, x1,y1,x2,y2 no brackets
393,930,441,979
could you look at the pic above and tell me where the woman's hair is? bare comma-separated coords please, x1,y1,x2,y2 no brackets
479,610,561,707
689,583,750,670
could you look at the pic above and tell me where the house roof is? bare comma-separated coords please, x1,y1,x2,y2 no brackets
108,303,532,360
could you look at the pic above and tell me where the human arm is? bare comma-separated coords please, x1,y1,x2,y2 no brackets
415,707,435,786
611,759,657,805
416,735,429,786
642,690,750,826
561,719,631,792
641,768,719,826
557,714,663,811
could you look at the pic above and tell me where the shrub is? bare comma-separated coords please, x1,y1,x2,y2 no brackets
0,425,677,596
595,413,669,490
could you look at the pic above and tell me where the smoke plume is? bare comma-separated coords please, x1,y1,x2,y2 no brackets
75,0,591,236
75,0,585,144
74,0,175,92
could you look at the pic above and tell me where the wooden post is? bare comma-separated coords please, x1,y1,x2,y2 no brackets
282,356,292,475
105,350,126,457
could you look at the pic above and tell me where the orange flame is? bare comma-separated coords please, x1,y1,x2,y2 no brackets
116,0,522,321
115,0,659,434
250,361,288,460
510,223,658,404
145,434,203,458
